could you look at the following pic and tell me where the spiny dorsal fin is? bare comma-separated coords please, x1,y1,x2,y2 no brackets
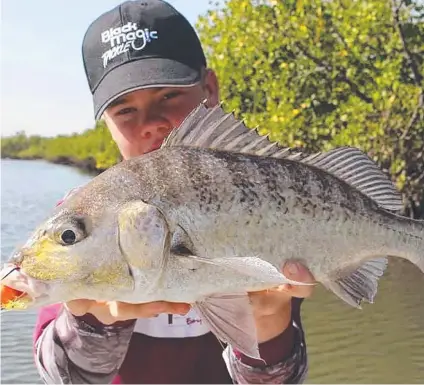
162,103,403,212
162,103,303,159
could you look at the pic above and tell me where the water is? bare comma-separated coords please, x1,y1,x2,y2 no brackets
0,159,423,384
1,160,93,384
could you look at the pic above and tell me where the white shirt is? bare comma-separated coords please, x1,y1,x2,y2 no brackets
133,308,211,338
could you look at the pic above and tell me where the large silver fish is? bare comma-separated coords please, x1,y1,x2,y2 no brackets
1,104,423,359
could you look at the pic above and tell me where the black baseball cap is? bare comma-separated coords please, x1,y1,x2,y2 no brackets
82,0,207,120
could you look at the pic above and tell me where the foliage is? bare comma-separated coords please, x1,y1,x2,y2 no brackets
197,0,424,218
1,121,121,171
2,0,423,218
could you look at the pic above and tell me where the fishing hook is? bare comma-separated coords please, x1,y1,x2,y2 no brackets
1,266,19,281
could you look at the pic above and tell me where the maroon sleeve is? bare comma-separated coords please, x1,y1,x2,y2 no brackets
33,304,62,347
224,298,309,384
237,297,304,366
33,305,135,384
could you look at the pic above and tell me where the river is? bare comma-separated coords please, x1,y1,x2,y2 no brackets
1,159,423,383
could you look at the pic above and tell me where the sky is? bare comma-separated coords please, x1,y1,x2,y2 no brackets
0,0,219,137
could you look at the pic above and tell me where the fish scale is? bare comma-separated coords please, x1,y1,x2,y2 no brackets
1,103,423,361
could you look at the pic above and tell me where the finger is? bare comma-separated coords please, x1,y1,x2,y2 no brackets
65,299,93,316
248,289,292,317
135,302,191,317
281,262,316,298
91,302,125,325
108,301,191,320
163,302,191,316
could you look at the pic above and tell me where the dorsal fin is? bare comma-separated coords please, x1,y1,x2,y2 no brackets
162,103,303,159
162,103,403,212
300,147,404,211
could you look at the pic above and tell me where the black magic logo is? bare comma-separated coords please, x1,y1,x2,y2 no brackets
101,22,158,68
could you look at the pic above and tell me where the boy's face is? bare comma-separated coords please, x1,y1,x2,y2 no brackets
103,69,219,159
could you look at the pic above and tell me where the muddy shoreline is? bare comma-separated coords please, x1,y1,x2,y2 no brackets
1,155,106,175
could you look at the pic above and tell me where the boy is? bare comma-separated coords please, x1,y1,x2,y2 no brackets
33,1,315,383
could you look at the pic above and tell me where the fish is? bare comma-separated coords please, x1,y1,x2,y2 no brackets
1,103,423,359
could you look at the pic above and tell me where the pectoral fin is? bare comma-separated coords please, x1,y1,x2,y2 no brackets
194,293,262,360
177,254,315,287
118,201,171,293
118,200,170,270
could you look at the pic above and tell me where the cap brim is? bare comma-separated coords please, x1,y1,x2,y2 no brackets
93,58,201,120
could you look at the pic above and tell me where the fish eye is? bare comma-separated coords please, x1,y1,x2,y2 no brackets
60,229,77,245
53,216,88,246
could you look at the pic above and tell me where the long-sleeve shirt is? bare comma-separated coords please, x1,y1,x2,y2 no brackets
33,298,308,384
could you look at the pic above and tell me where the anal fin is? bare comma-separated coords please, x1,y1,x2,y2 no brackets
324,257,388,309
193,293,263,360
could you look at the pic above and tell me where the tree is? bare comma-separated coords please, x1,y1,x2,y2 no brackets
197,0,424,218
0,120,121,172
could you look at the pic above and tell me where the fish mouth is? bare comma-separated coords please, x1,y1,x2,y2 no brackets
1,289,31,310
1,263,50,310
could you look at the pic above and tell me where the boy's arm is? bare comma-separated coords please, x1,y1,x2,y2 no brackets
34,305,135,384
223,298,308,384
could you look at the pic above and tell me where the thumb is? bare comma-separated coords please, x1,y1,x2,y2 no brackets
65,299,94,316
281,262,316,299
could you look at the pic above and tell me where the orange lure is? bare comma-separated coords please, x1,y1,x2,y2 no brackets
1,284,26,309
